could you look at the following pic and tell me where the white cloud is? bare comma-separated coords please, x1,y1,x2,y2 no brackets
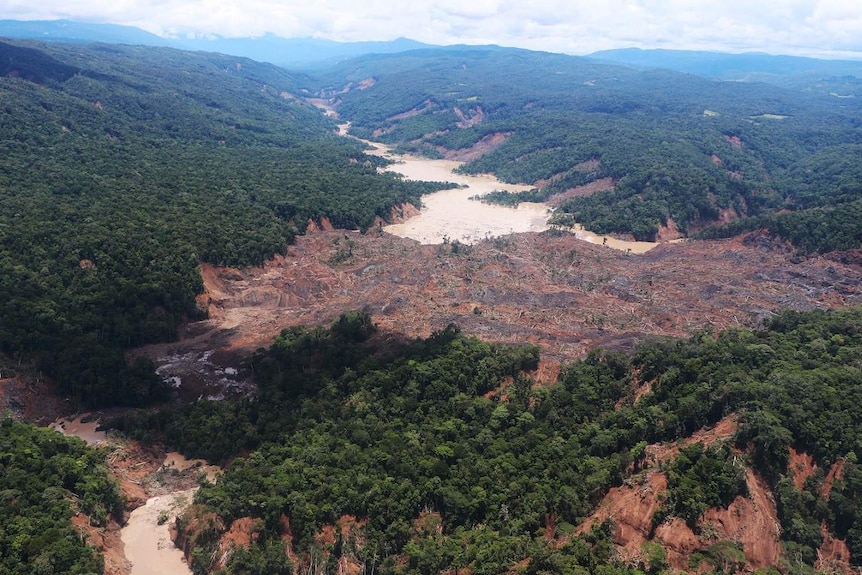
1,0,861,57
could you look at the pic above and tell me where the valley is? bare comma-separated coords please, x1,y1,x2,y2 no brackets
139,229,862,401
1,32,862,575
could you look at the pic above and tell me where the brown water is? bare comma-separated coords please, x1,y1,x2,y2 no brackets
120,451,220,575
121,489,196,575
51,416,204,575
355,133,658,253
50,416,108,445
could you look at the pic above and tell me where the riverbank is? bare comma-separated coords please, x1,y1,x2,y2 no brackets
349,130,658,252
51,415,218,575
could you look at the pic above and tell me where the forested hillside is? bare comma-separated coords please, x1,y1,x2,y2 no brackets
0,416,122,575
0,39,449,406
118,308,862,574
309,48,862,244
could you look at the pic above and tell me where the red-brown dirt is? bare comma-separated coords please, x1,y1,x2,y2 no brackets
454,105,485,128
545,177,616,207
176,505,225,565
645,415,738,464
106,439,164,511
655,217,683,242
215,517,258,569
702,470,782,570
279,514,301,567
101,224,862,572
135,230,862,400
789,448,818,490
822,458,846,501
576,471,668,555
653,517,701,569
72,513,130,575
575,416,783,571
817,523,853,574
293,515,367,575
443,132,511,163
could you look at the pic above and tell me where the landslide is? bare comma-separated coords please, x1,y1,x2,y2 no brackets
136,229,862,397
578,427,856,574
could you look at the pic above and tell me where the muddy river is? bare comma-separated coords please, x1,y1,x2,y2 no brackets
354,132,657,253
121,486,196,575
53,416,208,575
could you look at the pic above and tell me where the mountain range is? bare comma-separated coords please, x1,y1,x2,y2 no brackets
0,19,430,67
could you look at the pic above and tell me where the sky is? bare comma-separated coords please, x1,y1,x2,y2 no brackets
2,0,862,58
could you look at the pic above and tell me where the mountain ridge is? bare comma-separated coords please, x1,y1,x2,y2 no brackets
0,19,434,67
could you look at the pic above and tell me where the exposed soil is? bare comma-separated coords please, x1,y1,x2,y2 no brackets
9,185,862,574
443,131,511,163
545,177,616,206
134,229,862,401
644,415,738,464
0,368,66,424
654,217,683,243
817,523,853,574
822,458,846,500
702,470,782,570
789,447,817,490
215,517,258,569
576,415,782,571
72,513,130,575
454,105,485,128
576,471,668,557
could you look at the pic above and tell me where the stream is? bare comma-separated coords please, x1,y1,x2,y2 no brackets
120,488,196,575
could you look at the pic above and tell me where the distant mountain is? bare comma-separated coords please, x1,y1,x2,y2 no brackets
0,19,433,67
0,19,169,46
589,47,862,88
172,35,433,68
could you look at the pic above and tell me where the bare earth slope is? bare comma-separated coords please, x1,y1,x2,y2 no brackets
135,229,862,399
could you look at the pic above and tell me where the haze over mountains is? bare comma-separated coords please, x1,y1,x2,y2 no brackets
4,18,862,81
0,19,431,67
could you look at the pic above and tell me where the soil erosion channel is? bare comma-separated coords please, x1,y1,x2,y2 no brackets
357,133,657,253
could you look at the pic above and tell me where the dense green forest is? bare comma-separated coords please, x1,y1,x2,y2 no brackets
310,48,862,245
0,39,450,406
117,308,862,574
0,416,122,575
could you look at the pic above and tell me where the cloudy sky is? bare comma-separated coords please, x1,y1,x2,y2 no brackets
2,0,862,58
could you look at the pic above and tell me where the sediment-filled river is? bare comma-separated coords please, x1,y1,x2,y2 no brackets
52,417,205,575
357,134,657,253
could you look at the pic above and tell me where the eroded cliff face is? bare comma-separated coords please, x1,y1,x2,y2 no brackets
176,512,368,575
575,416,766,571
575,419,854,574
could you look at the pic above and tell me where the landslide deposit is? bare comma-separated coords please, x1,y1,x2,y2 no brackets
138,229,862,398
